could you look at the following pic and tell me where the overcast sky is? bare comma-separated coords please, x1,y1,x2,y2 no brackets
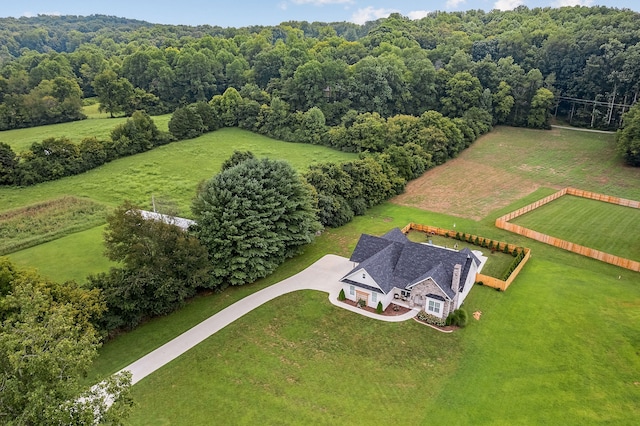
2,1,638,27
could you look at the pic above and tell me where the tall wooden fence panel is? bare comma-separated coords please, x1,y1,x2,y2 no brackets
495,188,640,272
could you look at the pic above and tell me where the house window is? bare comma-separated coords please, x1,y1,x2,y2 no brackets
362,273,366,279
427,299,441,314
401,290,410,297
349,285,355,296
372,292,377,303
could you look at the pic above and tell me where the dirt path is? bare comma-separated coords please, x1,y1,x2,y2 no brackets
550,125,615,134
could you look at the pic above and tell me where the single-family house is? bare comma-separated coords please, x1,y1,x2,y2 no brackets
340,228,482,318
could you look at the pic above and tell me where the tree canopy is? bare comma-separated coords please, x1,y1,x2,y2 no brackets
0,258,132,424
192,155,321,287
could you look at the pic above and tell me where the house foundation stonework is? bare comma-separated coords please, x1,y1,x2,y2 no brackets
340,228,481,318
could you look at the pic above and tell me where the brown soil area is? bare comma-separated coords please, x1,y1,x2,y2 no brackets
392,156,539,221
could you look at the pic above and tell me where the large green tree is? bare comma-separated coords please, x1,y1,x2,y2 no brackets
0,258,132,424
92,70,134,118
88,202,212,331
192,156,321,287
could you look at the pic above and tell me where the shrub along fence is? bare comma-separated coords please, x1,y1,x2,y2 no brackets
495,188,640,272
401,223,530,291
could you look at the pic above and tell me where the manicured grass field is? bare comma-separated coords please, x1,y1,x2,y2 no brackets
511,195,640,261
0,113,171,153
79,200,640,424
0,127,358,215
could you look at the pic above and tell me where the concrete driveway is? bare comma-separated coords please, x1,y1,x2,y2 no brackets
118,254,418,385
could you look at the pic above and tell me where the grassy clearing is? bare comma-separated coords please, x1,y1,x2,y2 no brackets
0,114,171,153
6,225,113,284
0,196,107,255
0,127,358,215
6,124,639,423
511,195,640,261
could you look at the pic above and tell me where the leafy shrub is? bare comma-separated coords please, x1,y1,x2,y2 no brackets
416,310,446,327
474,236,480,245
455,232,461,240
338,288,346,301
452,309,468,327
376,301,383,314
357,298,366,308
503,244,510,254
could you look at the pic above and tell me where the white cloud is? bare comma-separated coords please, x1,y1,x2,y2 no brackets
22,11,61,17
291,0,354,5
350,7,398,25
493,0,524,11
446,0,467,9
554,0,593,6
407,10,430,20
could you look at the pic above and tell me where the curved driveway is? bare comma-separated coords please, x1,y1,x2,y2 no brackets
119,254,419,385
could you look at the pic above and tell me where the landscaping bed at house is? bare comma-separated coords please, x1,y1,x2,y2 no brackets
339,299,412,316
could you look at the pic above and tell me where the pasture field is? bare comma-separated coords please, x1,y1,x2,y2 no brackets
510,195,640,261
0,127,358,216
0,113,171,153
4,125,639,424
393,126,640,220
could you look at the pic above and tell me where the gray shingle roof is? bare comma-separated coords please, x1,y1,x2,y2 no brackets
342,228,476,298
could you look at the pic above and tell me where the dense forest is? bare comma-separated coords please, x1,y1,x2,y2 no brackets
0,6,639,131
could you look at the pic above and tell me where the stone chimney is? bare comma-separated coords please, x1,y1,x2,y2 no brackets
451,264,462,293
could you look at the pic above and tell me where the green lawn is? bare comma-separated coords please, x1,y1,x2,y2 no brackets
76,200,640,424
0,127,358,215
6,225,114,284
0,113,171,153
511,195,640,261
4,125,639,424
116,205,640,425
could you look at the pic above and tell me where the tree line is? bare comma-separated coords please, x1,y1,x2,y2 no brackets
0,111,172,185
1,7,639,131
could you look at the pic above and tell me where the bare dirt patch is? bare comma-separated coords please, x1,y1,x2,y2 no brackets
391,126,640,220
392,157,540,221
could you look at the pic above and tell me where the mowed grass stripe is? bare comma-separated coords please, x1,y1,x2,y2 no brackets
511,195,640,261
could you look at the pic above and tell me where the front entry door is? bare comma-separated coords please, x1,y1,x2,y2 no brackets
355,290,369,307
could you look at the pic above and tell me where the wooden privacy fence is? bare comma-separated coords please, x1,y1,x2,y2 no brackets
495,188,640,272
402,223,530,291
